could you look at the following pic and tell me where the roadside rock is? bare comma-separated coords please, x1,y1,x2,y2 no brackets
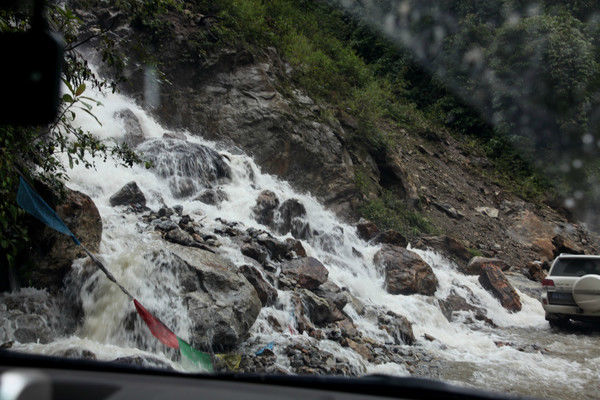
312,281,350,310
475,206,499,218
531,238,555,261
523,261,546,282
478,265,522,312
356,219,379,241
238,265,277,306
552,235,584,256
373,245,438,296
109,181,146,207
280,257,329,289
111,355,174,371
461,256,510,275
28,187,102,291
253,190,279,226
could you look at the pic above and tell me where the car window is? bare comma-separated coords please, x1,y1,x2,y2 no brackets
551,259,600,277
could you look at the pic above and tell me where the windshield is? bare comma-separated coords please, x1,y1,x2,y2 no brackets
2,1,600,399
551,258,600,277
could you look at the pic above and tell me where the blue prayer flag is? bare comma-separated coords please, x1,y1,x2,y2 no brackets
16,177,80,245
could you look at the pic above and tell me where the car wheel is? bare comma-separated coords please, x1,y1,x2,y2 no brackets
547,314,570,329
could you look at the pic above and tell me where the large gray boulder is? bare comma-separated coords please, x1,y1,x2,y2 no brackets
166,244,262,350
280,257,329,289
373,245,438,296
109,181,146,207
28,186,102,291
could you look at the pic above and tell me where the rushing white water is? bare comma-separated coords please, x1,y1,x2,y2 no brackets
9,85,600,399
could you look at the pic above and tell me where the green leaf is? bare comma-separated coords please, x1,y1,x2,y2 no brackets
75,83,86,96
62,94,74,103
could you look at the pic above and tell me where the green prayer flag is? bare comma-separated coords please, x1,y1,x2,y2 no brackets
177,337,213,372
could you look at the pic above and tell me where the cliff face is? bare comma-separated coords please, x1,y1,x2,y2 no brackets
73,1,600,268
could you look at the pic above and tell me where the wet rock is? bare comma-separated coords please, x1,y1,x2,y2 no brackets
166,245,262,350
479,265,522,312
154,219,178,232
241,242,268,264
256,234,291,261
356,218,379,241
115,109,144,147
111,355,174,371
552,234,584,256
370,230,407,247
110,181,146,207
276,198,310,239
158,207,174,218
312,281,350,310
164,227,195,247
162,131,187,140
415,236,472,264
173,205,183,215
195,189,228,205
286,238,307,258
28,187,102,291
138,139,231,199
377,310,415,345
345,339,373,361
438,288,492,326
239,265,277,307
297,289,344,326
55,348,97,360
523,261,546,282
461,256,510,275
253,190,280,226
373,245,438,296
281,257,329,289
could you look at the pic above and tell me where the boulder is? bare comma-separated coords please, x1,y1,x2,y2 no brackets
531,238,555,261
478,265,522,312
195,189,228,205
356,218,379,241
28,187,102,291
437,288,493,325
461,256,510,275
377,310,415,345
373,245,438,296
552,235,584,256
111,355,174,371
523,261,546,282
370,230,407,247
137,139,231,199
286,238,307,258
241,242,268,264
115,109,144,147
297,289,345,326
280,257,329,289
252,190,279,226
238,265,277,307
312,281,350,310
414,235,471,264
276,198,310,239
164,228,195,247
165,245,262,350
475,206,499,218
109,181,146,207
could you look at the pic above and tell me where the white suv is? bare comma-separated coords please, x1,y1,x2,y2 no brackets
541,254,600,327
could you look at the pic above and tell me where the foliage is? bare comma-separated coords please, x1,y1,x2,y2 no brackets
359,190,437,238
0,4,142,282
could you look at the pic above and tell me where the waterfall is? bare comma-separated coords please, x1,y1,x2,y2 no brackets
6,82,600,400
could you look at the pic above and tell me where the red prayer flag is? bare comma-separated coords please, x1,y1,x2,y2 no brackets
133,299,179,349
